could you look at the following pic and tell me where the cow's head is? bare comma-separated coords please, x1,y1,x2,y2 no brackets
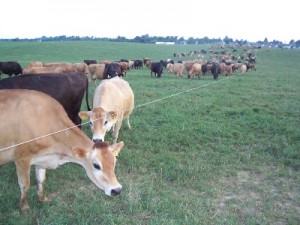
72,141,123,196
79,107,117,142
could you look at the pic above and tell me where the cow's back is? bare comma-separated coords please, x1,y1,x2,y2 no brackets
0,72,89,126
94,77,134,119
0,89,72,164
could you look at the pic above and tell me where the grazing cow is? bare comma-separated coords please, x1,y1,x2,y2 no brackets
103,63,122,79
246,62,256,71
0,89,123,213
188,63,202,79
117,61,130,76
0,72,90,127
171,63,185,78
84,59,97,65
79,77,134,143
240,64,247,75
150,62,163,78
133,60,143,69
87,64,106,86
211,62,221,80
0,61,23,78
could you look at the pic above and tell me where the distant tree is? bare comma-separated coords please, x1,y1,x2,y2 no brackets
223,36,233,44
263,37,269,43
289,39,294,45
187,37,195,44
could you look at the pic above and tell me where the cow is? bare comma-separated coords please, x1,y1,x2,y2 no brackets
22,66,64,74
133,60,143,69
188,63,202,79
0,72,91,127
25,61,43,68
211,62,221,80
73,63,88,74
169,63,185,78
117,61,130,76
0,61,23,78
103,63,122,79
87,64,106,86
43,62,75,73
240,64,247,75
79,76,134,144
84,59,97,65
150,62,163,78
0,89,123,213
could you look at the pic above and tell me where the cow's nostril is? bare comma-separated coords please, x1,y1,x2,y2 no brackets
111,187,122,196
93,138,103,143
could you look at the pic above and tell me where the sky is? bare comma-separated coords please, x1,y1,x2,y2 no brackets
2,0,299,43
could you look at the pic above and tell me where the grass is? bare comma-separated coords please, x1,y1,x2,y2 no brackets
0,42,299,225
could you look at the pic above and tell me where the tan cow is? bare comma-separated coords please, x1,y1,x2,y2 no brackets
0,89,123,213
172,63,185,78
43,62,75,73
22,66,64,74
73,63,88,74
87,64,106,86
25,61,43,68
79,76,134,143
240,64,247,75
188,63,202,79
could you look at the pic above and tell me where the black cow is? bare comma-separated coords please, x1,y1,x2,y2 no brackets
0,72,91,128
0,61,23,78
103,63,122,79
211,63,221,80
150,62,163,78
84,59,97,65
133,60,143,69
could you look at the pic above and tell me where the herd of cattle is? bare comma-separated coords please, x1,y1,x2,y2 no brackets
0,47,257,213
0,60,137,213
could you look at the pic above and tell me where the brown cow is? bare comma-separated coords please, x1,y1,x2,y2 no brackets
87,64,106,86
0,89,123,213
79,76,134,143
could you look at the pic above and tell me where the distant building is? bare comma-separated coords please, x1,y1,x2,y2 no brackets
155,42,175,45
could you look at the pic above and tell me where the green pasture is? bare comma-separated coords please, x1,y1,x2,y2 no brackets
0,41,299,225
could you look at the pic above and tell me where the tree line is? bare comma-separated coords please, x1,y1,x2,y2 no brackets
1,34,299,48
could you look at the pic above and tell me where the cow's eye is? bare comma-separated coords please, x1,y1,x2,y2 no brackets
93,163,101,170
104,121,108,125
90,121,93,126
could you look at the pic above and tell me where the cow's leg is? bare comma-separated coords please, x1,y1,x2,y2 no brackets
112,121,122,143
35,167,48,202
126,117,131,130
15,159,31,213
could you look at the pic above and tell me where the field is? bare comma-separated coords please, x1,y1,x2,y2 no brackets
0,41,299,225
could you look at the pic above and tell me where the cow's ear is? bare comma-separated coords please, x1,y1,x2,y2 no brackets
110,141,124,157
72,147,89,159
107,111,118,122
79,111,89,120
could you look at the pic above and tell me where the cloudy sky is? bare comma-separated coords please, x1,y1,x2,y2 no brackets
2,0,299,43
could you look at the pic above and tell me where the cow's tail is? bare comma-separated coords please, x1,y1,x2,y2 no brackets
85,78,91,111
